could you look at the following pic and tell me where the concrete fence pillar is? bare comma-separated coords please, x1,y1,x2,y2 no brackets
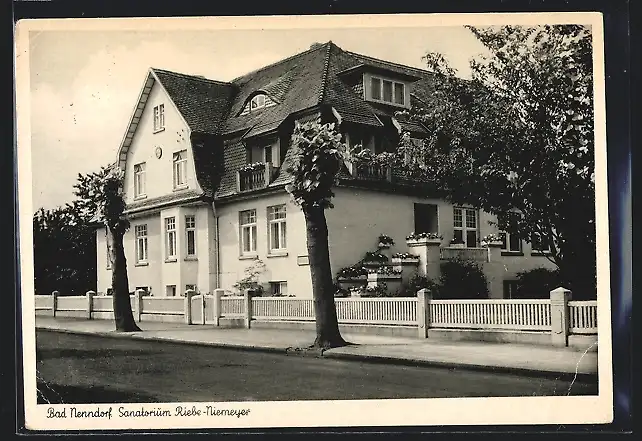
244,289,256,329
213,289,224,326
416,288,432,339
51,291,59,317
550,286,572,347
134,289,144,323
184,289,196,325
85,291,95,319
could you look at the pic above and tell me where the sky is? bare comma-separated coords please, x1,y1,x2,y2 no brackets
27,21,489,211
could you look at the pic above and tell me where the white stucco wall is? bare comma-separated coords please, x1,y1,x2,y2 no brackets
122,79,201,204
96,204,216,296
216,192,313,297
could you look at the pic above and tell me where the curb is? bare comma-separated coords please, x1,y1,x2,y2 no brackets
322,350,598,383
36,327,598,382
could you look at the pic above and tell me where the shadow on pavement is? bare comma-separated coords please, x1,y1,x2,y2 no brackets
37,381,158,404
37,347,157,361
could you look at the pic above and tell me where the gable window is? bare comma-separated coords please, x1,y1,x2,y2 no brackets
173,150,187,189
185,215,196,257
453,207,478,247
368,76,405,106
153,104,165,132
135,224,148,264
165,217,177,260
499,231,522,253
240,209,257,255
133,162,146,198
268,205,287,252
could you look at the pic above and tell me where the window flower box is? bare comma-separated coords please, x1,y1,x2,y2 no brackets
481,233,504,247
406,232,442,247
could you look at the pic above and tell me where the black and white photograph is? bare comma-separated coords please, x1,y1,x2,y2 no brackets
16,13,613,430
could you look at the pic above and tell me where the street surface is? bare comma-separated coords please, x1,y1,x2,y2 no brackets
36,331,597,403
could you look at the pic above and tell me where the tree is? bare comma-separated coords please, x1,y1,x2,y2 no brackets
285,120,348,349
32,203,96,295
380,25,595,299
73,165,141,331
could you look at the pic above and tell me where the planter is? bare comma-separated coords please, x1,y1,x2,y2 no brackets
337,277,367,292
482,241,503,248
391,257,420,266
361,260,387,268
449,243,465,248
406,238,442,247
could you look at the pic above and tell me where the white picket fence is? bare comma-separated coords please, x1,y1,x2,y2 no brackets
35,290,598,340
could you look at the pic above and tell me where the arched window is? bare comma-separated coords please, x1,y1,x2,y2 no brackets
250,94,266,110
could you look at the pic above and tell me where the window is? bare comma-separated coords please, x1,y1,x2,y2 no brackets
531,232,551,254
250,94,266,110
166,285,177,297
135,224,148,263
185,215,196,257
135,286,149,295
270,281,288,296
153,104,165,131
499,231,522,253
173,150,187,189
414,203,438,234
186,284,197,293
368,76,406,106
268,205,287,252
453,207,478,247
503,280,520,299
264,145,272,164
240,209,257,255
133,163,146,198
165,217,177,259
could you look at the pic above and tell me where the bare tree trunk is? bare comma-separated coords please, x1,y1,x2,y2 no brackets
110,227,141,332
303,204,347,349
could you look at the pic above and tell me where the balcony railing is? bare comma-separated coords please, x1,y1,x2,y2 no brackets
346,162,392,182
237,162,275,192
440,247,489,263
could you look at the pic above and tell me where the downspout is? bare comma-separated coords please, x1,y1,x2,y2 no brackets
213,202,221,289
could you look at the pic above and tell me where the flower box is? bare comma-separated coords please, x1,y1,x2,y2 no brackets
406,238,442,247
337,276,367,292
391,257,420,265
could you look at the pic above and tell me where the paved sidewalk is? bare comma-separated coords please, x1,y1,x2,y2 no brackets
34,316,598,380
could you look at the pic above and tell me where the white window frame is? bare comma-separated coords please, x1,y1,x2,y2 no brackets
133,162,146,198
453,207,479,247
270,281,288,296
165,217,177,260
250,94,266,111
240,209,258,255
173,150,188,189
499,230,522,253
135,224,148,264
185,214,196,258
153,104,165,132
368,76,406,107
268,205,287,253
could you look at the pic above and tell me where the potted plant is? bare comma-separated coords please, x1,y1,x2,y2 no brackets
361,251,389,268
336,265,367,292
377,234,395,249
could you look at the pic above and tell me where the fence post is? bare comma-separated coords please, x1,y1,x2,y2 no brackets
201,292,206,325
51,291,59,317
86,291,95,320
184,289,196,325
416,288,432,339
244,289,255,329
213,289,224,326
550,287,572,347
134,289,144,322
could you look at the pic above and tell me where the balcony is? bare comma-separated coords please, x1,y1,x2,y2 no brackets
237,162,276,192
346,162,393,182
440,247,489,263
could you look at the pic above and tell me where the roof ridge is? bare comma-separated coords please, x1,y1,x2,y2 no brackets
317,42,333,105
151,67,234,87
343,49,434,77
231,41,332,84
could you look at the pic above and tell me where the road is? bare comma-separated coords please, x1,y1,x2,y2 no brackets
35,331,597,404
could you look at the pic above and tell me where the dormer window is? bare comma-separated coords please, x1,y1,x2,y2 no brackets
368,76,406,106
251,94,266,110
240,93,276,116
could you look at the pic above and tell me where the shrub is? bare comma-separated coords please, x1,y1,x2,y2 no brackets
436,258,489,299
233,259,267,295
377,234,395,247
395,273,439,297
514,267,563,299
362,251,389,263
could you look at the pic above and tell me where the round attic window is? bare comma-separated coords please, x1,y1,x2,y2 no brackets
155,146,163,159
